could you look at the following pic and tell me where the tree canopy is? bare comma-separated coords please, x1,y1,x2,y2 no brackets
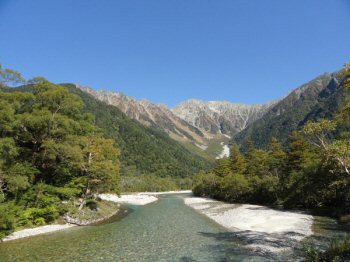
193,64,350,211
0,79,120,238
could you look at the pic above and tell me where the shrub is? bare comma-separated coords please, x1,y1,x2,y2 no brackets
34,217,46,226
0,202,18,239
305,236,350,262
85,199,98,210
17,206,59,227
220,173,250,202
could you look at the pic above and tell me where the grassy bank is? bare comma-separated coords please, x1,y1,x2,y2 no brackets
64,199,121,226
1,199,121,240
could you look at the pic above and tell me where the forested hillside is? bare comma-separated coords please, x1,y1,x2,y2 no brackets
234,70,348,150
76,86,209,154
64,84,212,179
193,64,350,260
0,64,212,238
194,64,350,213
0,68,121,238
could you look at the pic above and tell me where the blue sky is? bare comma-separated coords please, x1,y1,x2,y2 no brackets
0,0,349,107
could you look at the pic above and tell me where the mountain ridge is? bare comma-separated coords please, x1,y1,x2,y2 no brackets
74,69,347,159
75,85,276,159
233,70,348,150
76,85,208,143
172,99,277,137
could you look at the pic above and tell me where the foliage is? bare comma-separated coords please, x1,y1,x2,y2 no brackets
64,199,119,224
0,202,18,239
194,138,287,205
120,174,192,192
121,175,179,192
194,125,350,209
230,144,247,174
0,76,121,238
0,64,211,238
0,64,25,87
64,84,212,178
193,66,350,211
345,63,350,89
305,236,350,262
234,70,349,150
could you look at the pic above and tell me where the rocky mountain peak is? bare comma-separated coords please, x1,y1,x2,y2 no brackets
75,84,277,160
172,99,276,137
75,85,207,144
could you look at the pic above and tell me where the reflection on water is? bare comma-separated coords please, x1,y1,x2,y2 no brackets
0,194,348,262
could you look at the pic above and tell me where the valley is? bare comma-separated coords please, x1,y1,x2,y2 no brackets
1,193,347,262
1,63,350,261
74,69,347,163
1,1,349,260
76,85,277,160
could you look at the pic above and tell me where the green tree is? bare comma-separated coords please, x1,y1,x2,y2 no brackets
0,64,25,87
247,148,269,177
193,171,222,198
213,158,231,177
267,137,287,176
288,131,318,171
77,134,120,209
0,77,122,236
220,173,250,202
345,62,350,89
229,144,247,174
304,120,349,175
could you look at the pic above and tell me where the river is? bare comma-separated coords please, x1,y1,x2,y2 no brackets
0,194,348,261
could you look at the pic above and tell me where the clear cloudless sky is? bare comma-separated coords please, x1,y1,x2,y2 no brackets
0,0,349,107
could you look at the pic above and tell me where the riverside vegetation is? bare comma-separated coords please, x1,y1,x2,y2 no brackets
0,64,210,239
64,83,212,180
0,66,122,238
1,62,350,260
193,63,350,261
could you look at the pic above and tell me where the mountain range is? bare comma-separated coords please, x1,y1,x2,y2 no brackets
76,85,276,159
74,68,348,160
234,70,348,149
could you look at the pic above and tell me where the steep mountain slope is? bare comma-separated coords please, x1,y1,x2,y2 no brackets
26,84,212,177
234,70,348,149
172,99,276,137
77,86,207,145
77,85,275,159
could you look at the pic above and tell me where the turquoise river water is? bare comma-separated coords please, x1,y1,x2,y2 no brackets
0,194,348,261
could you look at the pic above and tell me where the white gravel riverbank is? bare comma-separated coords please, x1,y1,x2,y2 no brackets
140,190,192,195
184,196,314,253
99,193,158,205
2,224,76,242
99,190,192,205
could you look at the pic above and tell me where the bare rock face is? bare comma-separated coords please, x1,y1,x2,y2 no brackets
76,85,207,144
76,85,276,159
172,99,276,137
73,69,344,158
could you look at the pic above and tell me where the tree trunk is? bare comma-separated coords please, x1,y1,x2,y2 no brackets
79,152,93,210
79,180,90,211
78,199,85,211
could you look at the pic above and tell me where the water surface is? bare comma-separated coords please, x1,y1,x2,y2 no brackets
0,194,347,261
